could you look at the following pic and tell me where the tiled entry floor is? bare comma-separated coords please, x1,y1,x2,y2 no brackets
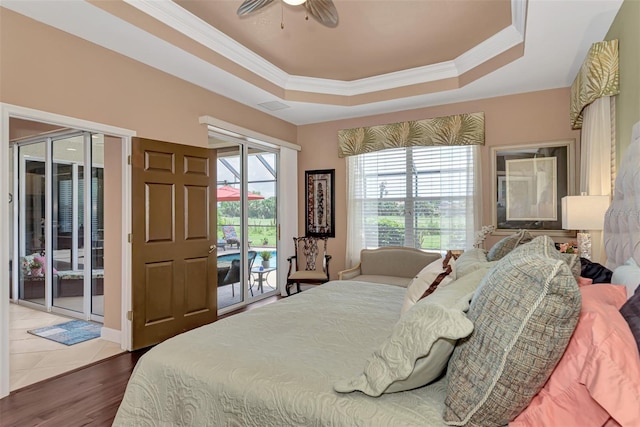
9,303,123,391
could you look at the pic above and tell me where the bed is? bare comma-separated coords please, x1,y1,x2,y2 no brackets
115,127,640,426
114,281,452,426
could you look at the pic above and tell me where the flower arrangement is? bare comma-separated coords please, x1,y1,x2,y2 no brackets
558,241,578,254
21,255,43,276
474,225,495,249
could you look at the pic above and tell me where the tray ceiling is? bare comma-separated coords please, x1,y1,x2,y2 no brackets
1,0,624,125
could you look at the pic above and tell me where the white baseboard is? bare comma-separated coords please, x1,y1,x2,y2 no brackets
101,326,121,344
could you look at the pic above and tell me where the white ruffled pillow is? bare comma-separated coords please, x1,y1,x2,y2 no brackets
401,258,453,315
335,268,491,396
334,298,473,397
454,248,498,278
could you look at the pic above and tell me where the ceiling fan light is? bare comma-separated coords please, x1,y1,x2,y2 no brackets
282,0,306,5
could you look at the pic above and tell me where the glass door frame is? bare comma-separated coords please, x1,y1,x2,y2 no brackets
11,130,103,322
210,129,280,315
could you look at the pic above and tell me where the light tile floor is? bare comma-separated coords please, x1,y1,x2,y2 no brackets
9,303,123,391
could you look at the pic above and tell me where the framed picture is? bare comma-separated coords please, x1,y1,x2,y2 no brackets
305,169,335,237
506,156,557,221
491,139,576,236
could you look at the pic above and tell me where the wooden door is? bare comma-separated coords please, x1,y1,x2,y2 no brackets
131,137,216,350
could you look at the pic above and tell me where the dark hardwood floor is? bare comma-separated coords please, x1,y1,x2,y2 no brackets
0,295,280,427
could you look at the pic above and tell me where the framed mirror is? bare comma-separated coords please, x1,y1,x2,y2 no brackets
491,139,576,236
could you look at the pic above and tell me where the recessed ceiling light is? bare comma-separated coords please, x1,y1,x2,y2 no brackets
66,148,77,151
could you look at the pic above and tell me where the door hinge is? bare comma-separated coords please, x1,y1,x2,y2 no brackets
128,233,132,243
127,310,133,321
127,155,131,165
277,224,280,240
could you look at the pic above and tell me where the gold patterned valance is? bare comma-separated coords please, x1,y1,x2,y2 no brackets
570,39,619,130
337,112,485,158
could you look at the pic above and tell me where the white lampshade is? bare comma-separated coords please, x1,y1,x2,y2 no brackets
561,195,610,231
282,0,306,5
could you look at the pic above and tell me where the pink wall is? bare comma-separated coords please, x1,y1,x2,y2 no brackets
1,8,296,331
297,88,581,277
2,8,582,324
0,9,296,147
103,136,123,330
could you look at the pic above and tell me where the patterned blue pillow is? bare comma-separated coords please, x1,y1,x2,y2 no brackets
509,235,581,280
444,238,581,426
486,229,534,261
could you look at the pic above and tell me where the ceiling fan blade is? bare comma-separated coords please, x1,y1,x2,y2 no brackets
237,0,275,16
304,0,339,28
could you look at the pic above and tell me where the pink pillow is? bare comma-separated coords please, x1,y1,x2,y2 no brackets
34,256,58,274
577,276,593,287
511,284,640,427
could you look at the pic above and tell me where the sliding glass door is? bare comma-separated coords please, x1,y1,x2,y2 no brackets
216,142,245,309
90,137,105,317
247,148,277,298
13,132,105,321
18,141,47,305
213,134,278,312
51,135,85,313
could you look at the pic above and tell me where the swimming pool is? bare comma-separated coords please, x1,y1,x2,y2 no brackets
218,250,277,267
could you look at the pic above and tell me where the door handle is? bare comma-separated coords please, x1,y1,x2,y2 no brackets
208,244,216,254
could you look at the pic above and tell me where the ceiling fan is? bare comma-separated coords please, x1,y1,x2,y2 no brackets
237,0,339,28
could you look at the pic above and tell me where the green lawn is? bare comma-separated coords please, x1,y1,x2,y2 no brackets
218,217,277,247
219,214,464,250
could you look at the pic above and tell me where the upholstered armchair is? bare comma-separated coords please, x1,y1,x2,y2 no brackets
286,236,331,295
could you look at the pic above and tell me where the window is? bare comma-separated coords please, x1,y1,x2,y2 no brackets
346,145,480,264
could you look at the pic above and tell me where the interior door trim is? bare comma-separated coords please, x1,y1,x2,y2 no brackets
0,103,136,399
199,116,300,152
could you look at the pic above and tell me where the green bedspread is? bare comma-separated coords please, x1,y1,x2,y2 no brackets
113,281,449,426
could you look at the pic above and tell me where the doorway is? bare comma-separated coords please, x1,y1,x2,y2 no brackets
211,132,279,313
12,131,105,321
1,106,135,399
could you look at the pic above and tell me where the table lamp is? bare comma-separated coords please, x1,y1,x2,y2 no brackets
561,194,610,260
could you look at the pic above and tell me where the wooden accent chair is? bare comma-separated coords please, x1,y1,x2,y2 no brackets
286,237,331,295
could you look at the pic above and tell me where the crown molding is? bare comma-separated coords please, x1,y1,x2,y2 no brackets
454,24,523,75
512,0,528,34
124,0,290,87
126,0,527,97
285,61,460,96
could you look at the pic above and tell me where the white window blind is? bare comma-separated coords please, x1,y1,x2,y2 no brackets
346,145,480,266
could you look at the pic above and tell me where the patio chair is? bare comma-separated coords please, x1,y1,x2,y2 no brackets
221,225,252,249
222,251,257,296
286,236,331,295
